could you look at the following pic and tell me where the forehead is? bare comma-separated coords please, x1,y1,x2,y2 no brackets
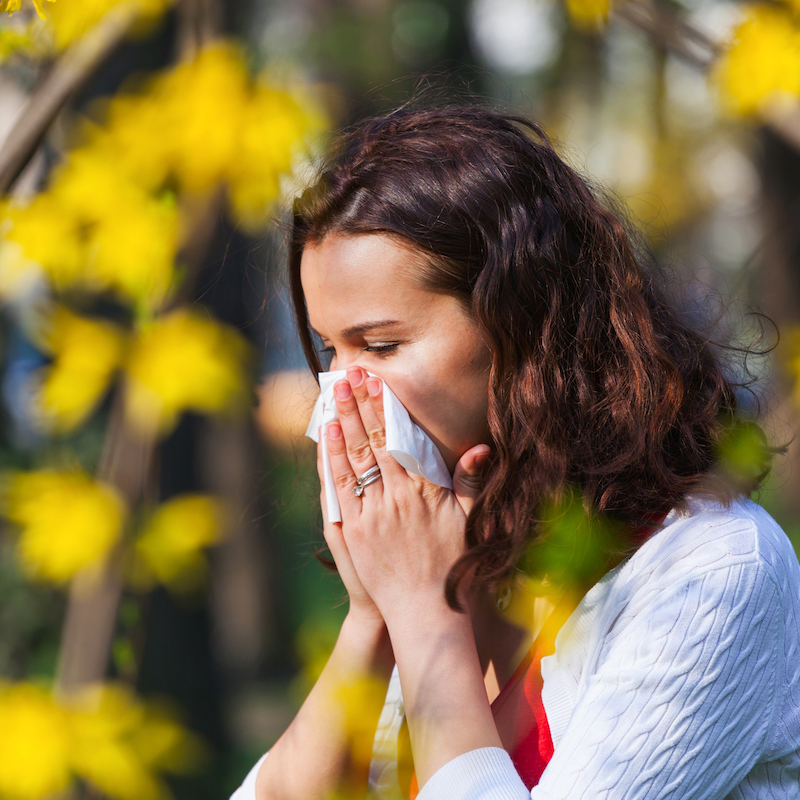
299,234,437,335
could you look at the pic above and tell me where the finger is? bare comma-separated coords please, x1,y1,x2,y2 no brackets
326,421,374,517
347,367,388,456
365,376,386,429
334,377,379,481
452,445,491,516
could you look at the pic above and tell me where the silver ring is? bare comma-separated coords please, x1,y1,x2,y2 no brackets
353,470,381,496
356,465,381,485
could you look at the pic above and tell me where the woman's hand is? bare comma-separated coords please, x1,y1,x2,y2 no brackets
325,366,490,630
317,425,384,629
326,366,501,787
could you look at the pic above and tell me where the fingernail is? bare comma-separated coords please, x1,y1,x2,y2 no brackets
474,449,490,467
347,368,363,386
366,378,381,397
327,423,342,439
334,381,352,401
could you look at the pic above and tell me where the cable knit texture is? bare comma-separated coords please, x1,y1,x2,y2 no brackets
229,497,800,800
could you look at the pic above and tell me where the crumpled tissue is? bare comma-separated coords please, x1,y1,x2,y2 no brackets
305,369,452,522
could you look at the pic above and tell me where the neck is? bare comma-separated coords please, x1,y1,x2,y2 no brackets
470,587,532,703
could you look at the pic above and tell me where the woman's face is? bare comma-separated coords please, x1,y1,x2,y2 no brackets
300,233,493,473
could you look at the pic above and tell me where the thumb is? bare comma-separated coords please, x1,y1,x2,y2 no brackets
452,445,491,515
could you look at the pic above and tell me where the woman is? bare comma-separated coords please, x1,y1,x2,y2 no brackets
233,106,800,800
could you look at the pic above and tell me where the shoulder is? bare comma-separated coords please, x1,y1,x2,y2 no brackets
620,495,800,598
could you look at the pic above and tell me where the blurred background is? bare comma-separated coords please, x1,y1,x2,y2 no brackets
0,0,799,798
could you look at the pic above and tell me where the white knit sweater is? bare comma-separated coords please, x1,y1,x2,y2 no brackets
231,496,800,800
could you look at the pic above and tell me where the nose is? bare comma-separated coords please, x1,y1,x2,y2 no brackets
329,354,366,374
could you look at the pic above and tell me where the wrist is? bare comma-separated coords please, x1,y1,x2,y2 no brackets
336,611,393,677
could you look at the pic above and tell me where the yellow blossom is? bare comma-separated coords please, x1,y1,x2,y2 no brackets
334,675,390,770
0,0,55,19
50,150,179,306
154,44,249,193
133,494,225,592
68,684,202,800
2,469,126,583
125,309,250,435
228,82,323,229
2,150,179,307
0,22,35,62
1,192,86,289
33,306,126,433
0,0,23,15
782,326,800,407
0,681,202,800
0,683,72,800
715,4,800,116
46,0,170,51
565,0,611,31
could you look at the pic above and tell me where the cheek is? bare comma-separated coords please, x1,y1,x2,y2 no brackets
384,363,489,449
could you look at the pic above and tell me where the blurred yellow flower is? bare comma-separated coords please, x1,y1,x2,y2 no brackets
783,326,800,407
0,681,201,800
335,675,390,770
68,684,202,800
2,469,126,583
2,192,86,290
1,0,55,19
0,23,35,62
715,4,800,116
0,683,72,800
1,150,179,307
33,306,126,434
51,149,179,306
133,494,225,592
125,309,250,435
228,82,322,229
565,0,611,30
92,44,320,223
46,0,170,51
155,44,249,193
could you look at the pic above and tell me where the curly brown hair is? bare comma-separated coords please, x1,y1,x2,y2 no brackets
288,105,767,605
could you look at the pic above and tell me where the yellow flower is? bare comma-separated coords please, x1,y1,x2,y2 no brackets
46,0,169,51
228,82,323,229
0,683,72,800
50,149,179,307
334,675,390,770
715,4,800,116
2,469,126,583
154,44,249,193
0,0,23,14
565,0,611,31
2,193,86,290
782,326,800,407
133,494,225,592
0,22,34,62
68,684,202,800
0,681,201,800
2,149,179,308
125,309,250,435
34,307,126,434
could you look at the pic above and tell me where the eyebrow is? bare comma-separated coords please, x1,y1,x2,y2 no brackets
313,320,402,340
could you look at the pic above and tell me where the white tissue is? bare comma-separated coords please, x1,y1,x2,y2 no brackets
305,370,453,522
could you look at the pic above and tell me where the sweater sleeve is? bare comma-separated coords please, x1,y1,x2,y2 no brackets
530,542,785,800
419,519,788,800
229,753,268,800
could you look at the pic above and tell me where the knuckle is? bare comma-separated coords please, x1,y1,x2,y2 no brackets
348,441,373,463
368,429,387,450
333,471,353,491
